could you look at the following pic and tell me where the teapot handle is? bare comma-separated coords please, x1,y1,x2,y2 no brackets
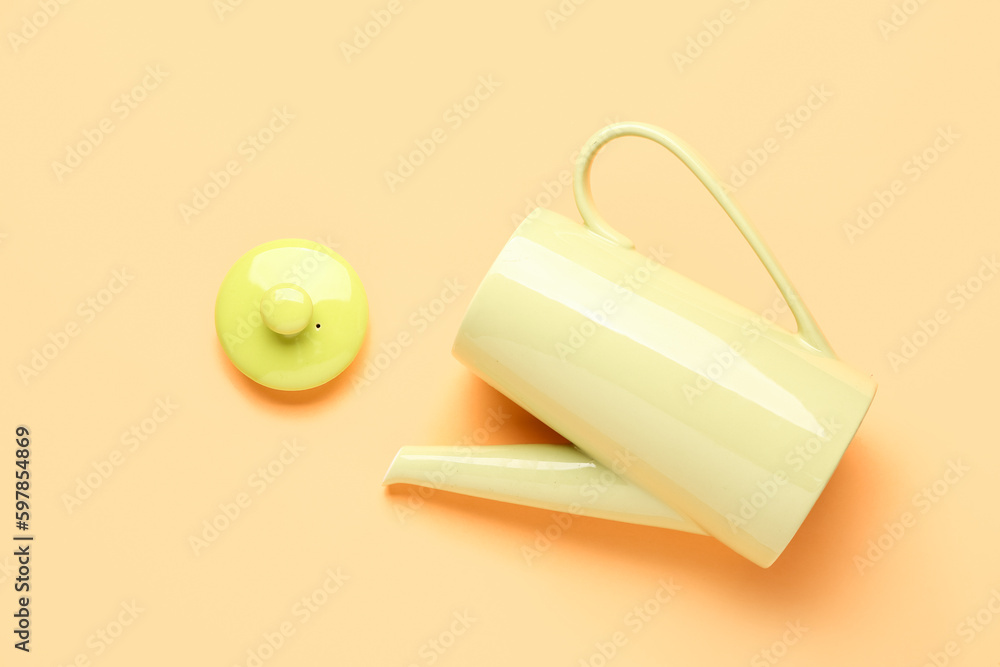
573,121,836,358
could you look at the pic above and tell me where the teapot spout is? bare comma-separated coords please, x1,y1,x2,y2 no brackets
382,444,706,535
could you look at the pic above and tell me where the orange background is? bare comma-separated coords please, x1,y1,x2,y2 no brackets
3,1,999,665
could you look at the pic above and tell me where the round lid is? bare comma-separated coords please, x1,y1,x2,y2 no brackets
215,239,368,391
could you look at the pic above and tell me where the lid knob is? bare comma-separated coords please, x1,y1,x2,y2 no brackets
260,283,313,335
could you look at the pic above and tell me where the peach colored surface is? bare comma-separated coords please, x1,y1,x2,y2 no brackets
3,1,999,665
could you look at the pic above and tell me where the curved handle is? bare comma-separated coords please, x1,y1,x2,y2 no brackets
573,121,835,357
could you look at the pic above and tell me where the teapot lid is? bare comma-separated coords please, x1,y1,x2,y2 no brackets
215,239,368,391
